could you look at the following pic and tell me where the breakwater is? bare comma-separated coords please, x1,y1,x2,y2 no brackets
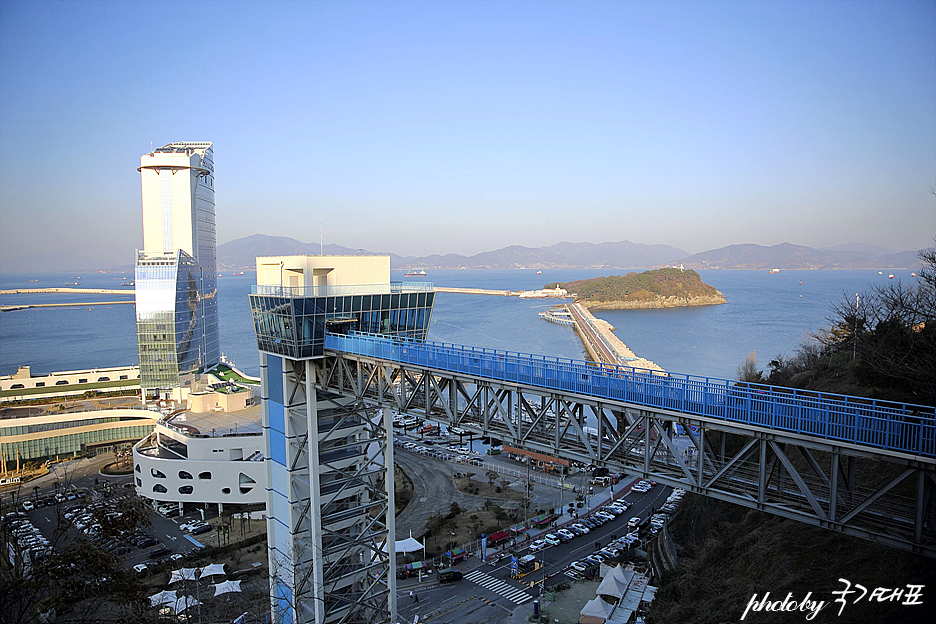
564,303,663,372
0,288,131,295
1,301,134,313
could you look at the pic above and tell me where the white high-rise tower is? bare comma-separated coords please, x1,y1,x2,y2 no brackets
134,141,219,399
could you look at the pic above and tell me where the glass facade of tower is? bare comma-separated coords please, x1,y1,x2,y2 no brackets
249,283,434,359
136,250,219,391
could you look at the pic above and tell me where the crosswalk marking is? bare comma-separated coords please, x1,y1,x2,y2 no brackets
464,570,532,604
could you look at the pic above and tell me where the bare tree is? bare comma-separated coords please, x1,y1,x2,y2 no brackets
737,351,763,383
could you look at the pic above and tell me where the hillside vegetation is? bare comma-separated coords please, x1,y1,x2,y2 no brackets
557,268,726,309
650,244,936,623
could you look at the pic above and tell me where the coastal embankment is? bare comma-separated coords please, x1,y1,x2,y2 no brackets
565,303,663,372
0,288,130,295
1,301,133,312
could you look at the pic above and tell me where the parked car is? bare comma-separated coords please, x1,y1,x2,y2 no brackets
133,563,149,573
438,569,463,583
595,511,615,523
543,533,561,546
529,539,547,552
191,524,213,535
148,547,171,559
628,517,641,528
570,523,589,535
557,529,575,542
22,501,34,511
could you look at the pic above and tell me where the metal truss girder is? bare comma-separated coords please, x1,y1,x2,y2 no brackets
321,352,936,558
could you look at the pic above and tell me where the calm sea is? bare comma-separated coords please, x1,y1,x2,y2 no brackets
0,268,916,381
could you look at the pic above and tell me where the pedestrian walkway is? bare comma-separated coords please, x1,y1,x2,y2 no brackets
463,570,532,604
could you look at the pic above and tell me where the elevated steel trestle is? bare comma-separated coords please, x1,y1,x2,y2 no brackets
320,332,936,558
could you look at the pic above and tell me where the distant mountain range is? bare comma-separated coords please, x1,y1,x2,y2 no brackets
1,235,925,274
677,242,921,271
215,235,922,272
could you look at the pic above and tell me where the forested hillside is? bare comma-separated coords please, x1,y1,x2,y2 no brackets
650,244,936,623
558,268,725,307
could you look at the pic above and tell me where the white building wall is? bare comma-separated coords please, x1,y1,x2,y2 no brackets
132,422,265,505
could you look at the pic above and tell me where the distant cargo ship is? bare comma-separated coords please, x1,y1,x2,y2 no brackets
404,269,427,277
769,268,780,274
233,271,244,276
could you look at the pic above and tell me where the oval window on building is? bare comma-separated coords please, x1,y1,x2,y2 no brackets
179,471,193,480
153,484,167,493
178,485,194,495
198,472,212,480
10,384,24,389
151,468,166,479
222,487,231,495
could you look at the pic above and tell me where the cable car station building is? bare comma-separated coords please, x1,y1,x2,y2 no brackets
249,255,434,624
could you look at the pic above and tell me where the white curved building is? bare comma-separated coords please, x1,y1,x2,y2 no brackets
132,401,265,509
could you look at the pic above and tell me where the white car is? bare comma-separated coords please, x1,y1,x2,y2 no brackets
571,523,590,534
544,533,561,546
529,539,547,552
557,529,576,542
22,500,34,511
595,511,615,523
133,563,149,573
628,517,641,528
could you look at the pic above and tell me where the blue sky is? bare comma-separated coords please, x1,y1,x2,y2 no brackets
1,0,933,266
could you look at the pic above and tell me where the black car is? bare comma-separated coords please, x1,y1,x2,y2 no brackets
438,569,463,583
137,537,158,548
148,547,171,559
191,524,213,535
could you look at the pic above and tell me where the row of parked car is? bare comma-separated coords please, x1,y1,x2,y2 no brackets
393,437,484,466
2,512,51,563
21,488,87,511
647,487,685,534
528,499,633,553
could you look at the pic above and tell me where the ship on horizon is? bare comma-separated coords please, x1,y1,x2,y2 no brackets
404,269,427,277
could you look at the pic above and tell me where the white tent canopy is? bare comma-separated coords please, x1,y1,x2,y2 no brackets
394,537,425,553
148,590,177,607
169,568,198,584
171,596,202,614
212,580,243,597
198,563,227,579
580,596,615,620
597,565,634,600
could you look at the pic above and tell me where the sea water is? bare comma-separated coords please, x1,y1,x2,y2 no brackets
0,268,915,381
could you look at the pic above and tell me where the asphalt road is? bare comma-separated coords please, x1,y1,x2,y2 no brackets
394,455,675,624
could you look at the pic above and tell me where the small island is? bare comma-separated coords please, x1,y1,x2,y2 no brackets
556,268,726,310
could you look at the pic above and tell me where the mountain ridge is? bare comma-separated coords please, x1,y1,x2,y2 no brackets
1,234,926,273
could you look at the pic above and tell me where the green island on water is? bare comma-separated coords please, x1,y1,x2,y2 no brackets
555,267,726,309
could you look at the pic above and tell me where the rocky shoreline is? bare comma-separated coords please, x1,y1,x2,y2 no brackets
581,293,726,310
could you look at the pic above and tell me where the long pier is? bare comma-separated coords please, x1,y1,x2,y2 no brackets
434,286,513,296
0,288,131,295
1,301,134,312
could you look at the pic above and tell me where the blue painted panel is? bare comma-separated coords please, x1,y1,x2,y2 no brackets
268,354,283,403
268,400,285,435
269,429,287,466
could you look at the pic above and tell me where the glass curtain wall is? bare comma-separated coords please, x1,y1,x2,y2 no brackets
136,251,216,395
249,289,435,359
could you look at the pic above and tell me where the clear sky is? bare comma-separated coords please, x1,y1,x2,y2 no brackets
1,0,934,266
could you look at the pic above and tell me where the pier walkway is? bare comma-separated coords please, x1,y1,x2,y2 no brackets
0,288,131,295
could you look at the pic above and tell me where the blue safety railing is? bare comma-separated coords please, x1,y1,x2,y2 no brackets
325,332,936,459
